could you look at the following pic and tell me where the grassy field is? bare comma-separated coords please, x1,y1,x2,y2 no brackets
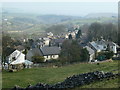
2,60,119,88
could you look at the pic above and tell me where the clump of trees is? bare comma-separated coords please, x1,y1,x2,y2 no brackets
32,56,45,63
60,40,89,64
2,33,15,63
87,22,118,43
45,24,66,35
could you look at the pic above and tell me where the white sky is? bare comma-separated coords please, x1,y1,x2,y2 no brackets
0,0,119,2
0,0,119,16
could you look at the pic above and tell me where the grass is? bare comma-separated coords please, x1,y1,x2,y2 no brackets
2,60,119,88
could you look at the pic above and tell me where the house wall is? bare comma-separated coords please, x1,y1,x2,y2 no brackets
8,52,25,64
110,45,117,53
98,45,107,51
89,53,95,62
44,40,50,46
8,50,25,63
65,34,69,39
44,55,59,61
71,32,76,39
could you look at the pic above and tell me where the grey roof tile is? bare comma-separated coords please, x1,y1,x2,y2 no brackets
40,46,60,56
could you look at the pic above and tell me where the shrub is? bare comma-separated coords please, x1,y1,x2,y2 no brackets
32,56,45,63
97,51,114,60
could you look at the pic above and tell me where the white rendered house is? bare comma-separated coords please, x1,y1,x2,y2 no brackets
8,50,25,65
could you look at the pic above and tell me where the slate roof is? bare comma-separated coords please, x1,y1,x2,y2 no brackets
106,42,116,46
89,41,100,51
40,46,60,56
89,38,119,53
30,48,42,56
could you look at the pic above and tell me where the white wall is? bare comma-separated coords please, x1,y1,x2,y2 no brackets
44,40,50,46
110,45,117,53
8,50,25,64
88,53,95,62
44,55,59,61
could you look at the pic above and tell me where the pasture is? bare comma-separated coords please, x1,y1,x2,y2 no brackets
2,60,119,88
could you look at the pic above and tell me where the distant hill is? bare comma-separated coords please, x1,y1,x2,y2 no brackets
1,12,117,37
36,15,81,24
85,13,118,18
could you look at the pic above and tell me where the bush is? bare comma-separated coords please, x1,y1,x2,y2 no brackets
97,51,114,60
32,56,45,63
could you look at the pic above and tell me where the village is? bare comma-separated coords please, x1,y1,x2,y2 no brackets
1,1,120,89
2,24,120,72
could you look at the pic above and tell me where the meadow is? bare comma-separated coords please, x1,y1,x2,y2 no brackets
2,60,119,88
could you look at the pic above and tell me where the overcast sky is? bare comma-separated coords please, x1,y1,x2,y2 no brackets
2,2,118,16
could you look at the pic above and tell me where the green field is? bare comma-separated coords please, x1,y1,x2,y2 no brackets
2,60,119,88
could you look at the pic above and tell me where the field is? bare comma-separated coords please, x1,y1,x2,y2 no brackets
2,60,119,89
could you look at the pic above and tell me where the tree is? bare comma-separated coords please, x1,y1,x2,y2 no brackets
87,22,118,43
87,22,102,41
46,24,66,35
105,51,114,59
32,56,45,63
60,40,89,63
2,34,15,63
80,48,89,62
12,40,22,46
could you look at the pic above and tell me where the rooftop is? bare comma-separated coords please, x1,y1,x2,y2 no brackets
40,46,61,56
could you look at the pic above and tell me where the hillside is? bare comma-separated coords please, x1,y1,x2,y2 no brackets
1,13,118,38
36,15,81,24
2,60,119,88
85,13,118,18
